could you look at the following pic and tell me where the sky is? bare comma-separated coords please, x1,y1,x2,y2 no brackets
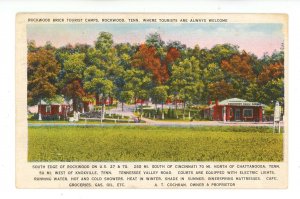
27,23,284,58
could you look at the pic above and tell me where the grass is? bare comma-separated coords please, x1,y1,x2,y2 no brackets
28,119,138,124
28,126,283,162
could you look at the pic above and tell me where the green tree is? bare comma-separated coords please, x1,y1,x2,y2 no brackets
119,91,134,111
83,66,114,118
151,86,169,119
209,43,240,63
202,63,225,101
145,32,166,60
124,68,153,113
87,32,123,107
115,42,137,70
27,40,38,53
146,32,165,49
260,78,284,105
60,53,86,112
95,32,113,52
245,82,262,102
170,57,203,115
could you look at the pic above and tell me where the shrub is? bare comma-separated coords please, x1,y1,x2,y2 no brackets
29,113,64,121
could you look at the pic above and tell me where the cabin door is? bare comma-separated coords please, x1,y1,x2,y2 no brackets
235,109,241,121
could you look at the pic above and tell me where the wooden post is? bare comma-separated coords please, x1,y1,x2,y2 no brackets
273,101,281,133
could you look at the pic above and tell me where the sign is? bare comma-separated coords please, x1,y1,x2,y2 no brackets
228,102,261,106
274,101,281,122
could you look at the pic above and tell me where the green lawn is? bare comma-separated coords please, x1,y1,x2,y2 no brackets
28,119,138,124
28,126,283,162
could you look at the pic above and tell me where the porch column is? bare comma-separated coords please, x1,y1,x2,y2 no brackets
258,106,263,122
223,106,226,122
226,106,230,121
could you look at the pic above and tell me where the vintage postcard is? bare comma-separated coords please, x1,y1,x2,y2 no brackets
16,13,288,188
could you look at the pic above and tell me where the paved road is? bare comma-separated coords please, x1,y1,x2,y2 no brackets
28,121,281,127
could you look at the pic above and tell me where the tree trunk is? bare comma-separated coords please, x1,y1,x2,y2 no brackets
122,102,124,112
174,97,178,118
134,97,137,112
183,101,186,119
38,99,42,121
101,97,106,119
73,97,77,112
140,101,143,114
161,102,164,120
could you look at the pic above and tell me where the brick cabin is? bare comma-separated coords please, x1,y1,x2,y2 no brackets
204,98,264,122
38,100,70,118
95,97,114,106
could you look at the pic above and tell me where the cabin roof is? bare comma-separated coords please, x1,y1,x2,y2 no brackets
210,98,265,108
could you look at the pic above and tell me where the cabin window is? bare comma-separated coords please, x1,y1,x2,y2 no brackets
46,105,51,113
243,108,253,117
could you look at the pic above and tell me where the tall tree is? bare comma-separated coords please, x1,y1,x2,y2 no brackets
95,32,113,52
202,63,225,102
83,66,113,118
164,47,181,76
119,91,134,112
145,32,165,50
27,40,38,53
208,80,235,101
220,51,255,98
132,44,169,84
27,46,61,118
61,80,85,112
258,62,284,85
260,78,284,105
221,51,255,81
151,86,169,119
166,40,186,51
209,43,240,63
170,57,203,114
60,53,86,112
87,31,122,106
124,68,153,112
115,42,137,70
